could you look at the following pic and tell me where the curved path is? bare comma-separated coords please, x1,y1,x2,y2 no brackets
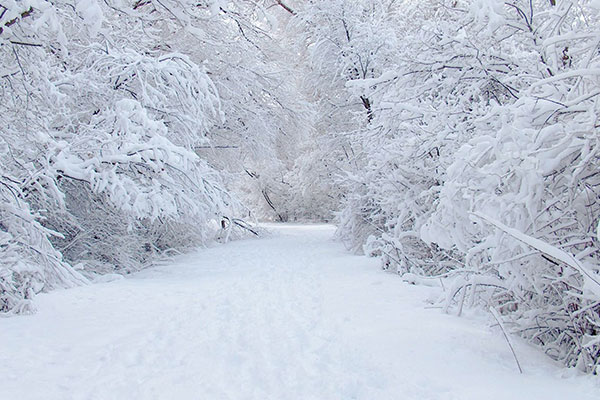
0,224,597,399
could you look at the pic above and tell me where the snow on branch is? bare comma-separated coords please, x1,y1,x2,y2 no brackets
472,212,600,297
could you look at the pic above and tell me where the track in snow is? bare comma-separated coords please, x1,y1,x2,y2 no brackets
0,224,597,399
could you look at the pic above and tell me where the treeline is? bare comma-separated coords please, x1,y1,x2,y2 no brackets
294,0,600,372
0,0,306,314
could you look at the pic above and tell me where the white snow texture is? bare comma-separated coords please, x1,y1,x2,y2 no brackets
0,225,597,399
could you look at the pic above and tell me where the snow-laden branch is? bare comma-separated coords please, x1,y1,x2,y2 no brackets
473,212,600,297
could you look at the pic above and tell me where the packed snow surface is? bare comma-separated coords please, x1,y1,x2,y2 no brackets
0,224,597,399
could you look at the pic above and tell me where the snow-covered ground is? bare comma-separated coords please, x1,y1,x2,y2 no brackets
0,224,597,399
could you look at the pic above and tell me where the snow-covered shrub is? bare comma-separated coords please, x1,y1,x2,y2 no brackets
0,0,284,312
301,0,600,372
0,173,87,314
418,0,600,372
333,0,501,272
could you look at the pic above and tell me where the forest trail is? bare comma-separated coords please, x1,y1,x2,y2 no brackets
0,224,596,400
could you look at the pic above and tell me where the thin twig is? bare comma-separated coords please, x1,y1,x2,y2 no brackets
490,306,524,374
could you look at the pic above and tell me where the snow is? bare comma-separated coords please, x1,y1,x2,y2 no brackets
473,212,600,297
0,224,597,399
75,0,103,36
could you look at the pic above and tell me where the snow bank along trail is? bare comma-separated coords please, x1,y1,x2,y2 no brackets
0,224,597,400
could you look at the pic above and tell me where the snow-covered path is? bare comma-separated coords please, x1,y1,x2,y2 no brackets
0,224,597,399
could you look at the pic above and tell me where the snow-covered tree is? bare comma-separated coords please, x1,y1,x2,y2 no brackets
0,0,307,312
420,0,600,371
293,0,600,372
